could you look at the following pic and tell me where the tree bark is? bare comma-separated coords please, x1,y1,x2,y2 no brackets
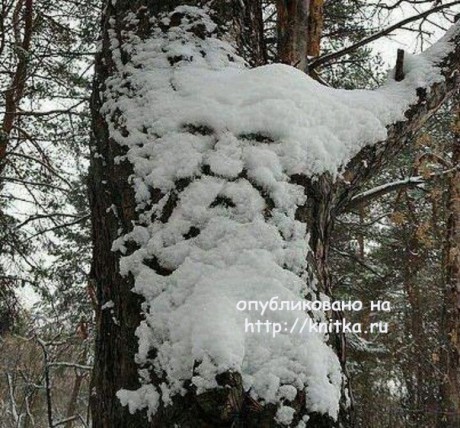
307,0,324,58
0,0,34,174
276,0,324,73
88,3,149,426
276,0,310,71
88,1,272,427
438,100,460,427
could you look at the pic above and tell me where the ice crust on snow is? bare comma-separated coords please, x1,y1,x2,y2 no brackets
100,5,459,424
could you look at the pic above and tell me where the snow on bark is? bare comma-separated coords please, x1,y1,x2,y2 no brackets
98,5,460,424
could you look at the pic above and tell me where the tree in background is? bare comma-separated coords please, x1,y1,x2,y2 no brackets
0,0,98,322
0,1,98,426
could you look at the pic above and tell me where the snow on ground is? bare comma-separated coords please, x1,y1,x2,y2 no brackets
100,5,459,424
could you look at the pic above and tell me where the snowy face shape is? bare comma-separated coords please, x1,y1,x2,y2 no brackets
103,4,459,425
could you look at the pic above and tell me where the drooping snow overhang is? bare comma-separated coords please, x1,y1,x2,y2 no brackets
337,21,460,212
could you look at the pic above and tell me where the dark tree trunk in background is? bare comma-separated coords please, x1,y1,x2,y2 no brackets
276,0,309,70
233,0,267,66
307,0,324,58
276,0,324,71
0,0,34,174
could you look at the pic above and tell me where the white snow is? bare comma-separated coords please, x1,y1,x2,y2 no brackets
99,5,460,424
276,405,296,425
116,385,160,417
101,300,114,310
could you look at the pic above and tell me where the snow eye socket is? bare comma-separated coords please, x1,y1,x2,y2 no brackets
183,226,200,240
238,133,274,144
142,257,173,276
182,123,214,136
209,195,236,209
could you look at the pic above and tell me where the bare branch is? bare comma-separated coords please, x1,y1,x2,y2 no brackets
0,175,70,192
53,416,79,427
310,1,460,70
15,212,88,230
347,176,425,210
331,246,386,278
345,166,460,211
23,214,90,242
5,151,72,186
36,338,54,428
48,362,92,371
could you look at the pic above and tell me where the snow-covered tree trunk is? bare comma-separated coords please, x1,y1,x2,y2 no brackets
88,0,460,426
89,1,347,427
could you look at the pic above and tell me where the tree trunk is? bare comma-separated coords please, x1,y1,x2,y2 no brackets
0,0,34,174
88,1,460,426
276,0,324,72
304,175,354,427
88,1,306,427
307,0,324,58
438,101,460,427
88,2,149,426
276,0,310,71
